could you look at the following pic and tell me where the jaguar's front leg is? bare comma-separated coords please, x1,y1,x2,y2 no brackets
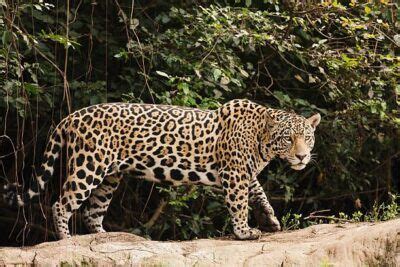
220,170,261,240
249,178,281,232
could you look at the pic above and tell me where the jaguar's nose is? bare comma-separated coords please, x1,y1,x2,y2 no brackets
295,154,307,161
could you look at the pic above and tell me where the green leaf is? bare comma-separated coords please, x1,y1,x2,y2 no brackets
239,68,249,78
2,30,12,45
160,14,171,24
364,6,371,15
156,71,170,78
177,82,190,94
40,31,80,49
220,76,230,85
212,69,222,81
395,85,400,97
24,83,42,96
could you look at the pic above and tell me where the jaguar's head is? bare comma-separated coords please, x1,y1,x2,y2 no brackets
267,111,320,170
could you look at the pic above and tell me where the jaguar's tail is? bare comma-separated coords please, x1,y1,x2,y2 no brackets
3,118,67,208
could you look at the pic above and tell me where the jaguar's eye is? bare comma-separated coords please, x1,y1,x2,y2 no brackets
305,135,312,142
283,136,291,142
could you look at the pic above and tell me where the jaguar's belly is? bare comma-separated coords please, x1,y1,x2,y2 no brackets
118,143,221,186
131,166,221,186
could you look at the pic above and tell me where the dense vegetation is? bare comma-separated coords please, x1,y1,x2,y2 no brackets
0,0,399,245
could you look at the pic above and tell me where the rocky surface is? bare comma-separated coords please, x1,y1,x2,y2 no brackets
0,218,399,266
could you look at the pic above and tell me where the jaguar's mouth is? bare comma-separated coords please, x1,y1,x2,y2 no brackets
290,163,306,170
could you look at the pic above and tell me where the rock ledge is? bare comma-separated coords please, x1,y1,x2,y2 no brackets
0,218,399,266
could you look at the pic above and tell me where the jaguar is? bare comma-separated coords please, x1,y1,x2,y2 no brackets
5,99,320,240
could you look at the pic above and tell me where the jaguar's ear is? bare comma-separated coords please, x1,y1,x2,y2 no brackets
265,110,281,124
265,112,278,132
264,112,280,139
307,113,321,130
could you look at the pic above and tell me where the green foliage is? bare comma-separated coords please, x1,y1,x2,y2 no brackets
363,193,400,222
281,212,303,230
145,186,229,239
281,193,399,231
0,0,399,244
122,2,400,202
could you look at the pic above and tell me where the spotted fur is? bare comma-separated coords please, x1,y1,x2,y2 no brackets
4,99,320,240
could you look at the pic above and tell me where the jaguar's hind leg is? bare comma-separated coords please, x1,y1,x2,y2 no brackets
53,154,105,239
83,173,122,233
52,201,72,239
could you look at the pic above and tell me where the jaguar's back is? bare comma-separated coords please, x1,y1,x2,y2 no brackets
65,102,222,186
